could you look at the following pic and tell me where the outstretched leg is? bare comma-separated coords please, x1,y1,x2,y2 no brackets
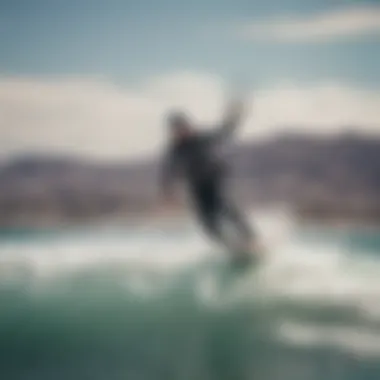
191,178,255,250
222,200,255,243
210,176,256,246
197,207,225,244
191,180,230,247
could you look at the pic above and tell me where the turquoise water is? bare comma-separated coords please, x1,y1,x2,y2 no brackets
0,217,380,380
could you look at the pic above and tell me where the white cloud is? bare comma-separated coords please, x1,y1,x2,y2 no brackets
0,73,226,160
251,82,380,134
238,6,380,42
0,72,379,160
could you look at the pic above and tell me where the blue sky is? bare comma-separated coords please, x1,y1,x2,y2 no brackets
1,0,379,87
0,0,379,159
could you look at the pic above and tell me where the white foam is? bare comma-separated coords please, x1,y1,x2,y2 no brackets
0,210,379,319
279,321,380,358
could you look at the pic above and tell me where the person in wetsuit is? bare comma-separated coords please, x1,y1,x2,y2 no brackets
160,99,255,252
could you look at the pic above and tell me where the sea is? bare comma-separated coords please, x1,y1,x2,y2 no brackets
0,210,379,380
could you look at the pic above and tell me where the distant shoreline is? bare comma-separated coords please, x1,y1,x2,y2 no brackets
1,204,380,230
1,132,380,229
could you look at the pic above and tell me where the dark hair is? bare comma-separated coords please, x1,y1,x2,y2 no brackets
166,110,190,128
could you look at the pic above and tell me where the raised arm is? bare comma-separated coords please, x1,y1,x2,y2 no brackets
210,99,246,142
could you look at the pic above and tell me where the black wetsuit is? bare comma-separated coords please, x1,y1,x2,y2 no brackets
161,120,253,247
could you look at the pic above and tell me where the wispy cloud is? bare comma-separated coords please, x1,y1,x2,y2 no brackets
238,6,380,43
0,73,379,160
0,73,225,160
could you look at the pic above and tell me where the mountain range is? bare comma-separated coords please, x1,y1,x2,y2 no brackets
1,131,379,227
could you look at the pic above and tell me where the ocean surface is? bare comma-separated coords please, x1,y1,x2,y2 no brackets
0,210,380,380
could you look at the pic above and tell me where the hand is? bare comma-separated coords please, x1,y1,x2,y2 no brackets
226,98,245,121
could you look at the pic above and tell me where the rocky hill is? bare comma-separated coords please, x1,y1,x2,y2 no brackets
1,132,379,226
